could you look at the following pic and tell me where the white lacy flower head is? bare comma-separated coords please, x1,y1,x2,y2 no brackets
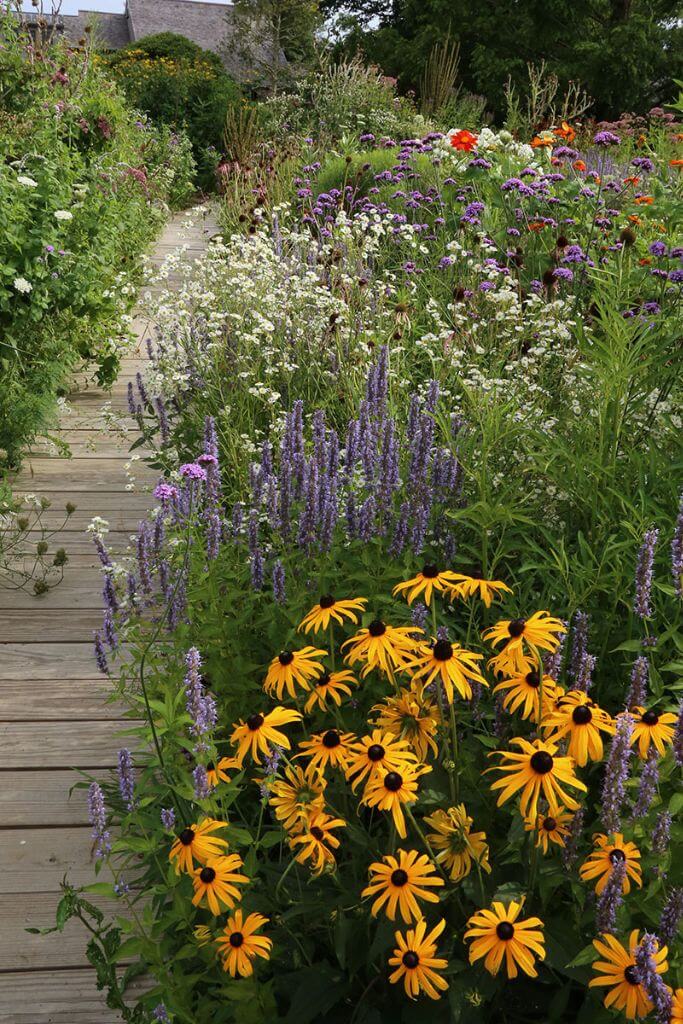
17,175,38,187
54,209,73,221
13,277,32,293
87,516,110,536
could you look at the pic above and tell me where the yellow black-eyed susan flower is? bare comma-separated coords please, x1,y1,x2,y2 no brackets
579,834,642,894
289,808,346,875
345,729,418,792
216,910,272,978
362,848,444,922
393,564,465,605
191,854,249,915
629,706,677,759
169,818,229,875
361,763,431,839
524,807,573,854
268,763,326,831
465,900,545,978
303,668,357,713
424,804,491,882
542,690,615,766
483,611,565,676
230,707,302,766
493,668,557,723
342,619,419,679
370,687,440,761
298,595,367,633
297,728,356,772
205,756,241,789
488,737,586,819
263,646,327,700
446,572,513,608
388,918,449,1000
193,924,212,946
403,637,487,702
589,930,667,1019
671,989,683,1023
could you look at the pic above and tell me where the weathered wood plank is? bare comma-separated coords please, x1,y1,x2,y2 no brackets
0,679,124,719
0,643,104,679
0,610,104,638
0,893,122,970
0,580,103,611
12,491,153,510
0,969,152,1024
0,722,134,767
20,531,134,554
0,771,107,826
0,827,110,893
13,459,158,492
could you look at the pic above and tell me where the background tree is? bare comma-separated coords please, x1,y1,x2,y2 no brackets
226,0,321,93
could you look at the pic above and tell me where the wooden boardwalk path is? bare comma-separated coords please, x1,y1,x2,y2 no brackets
0,208,218,1022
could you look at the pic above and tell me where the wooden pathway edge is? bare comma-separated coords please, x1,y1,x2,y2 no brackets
0,207,219,1022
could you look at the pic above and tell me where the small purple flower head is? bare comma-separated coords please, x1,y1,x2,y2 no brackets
632,750,659,819
634,934,672,1023
659,887,683,945
272,560,286,604
601,712,633,834
179,463,206,482
93,631,109,675
648,241,668,258
593,130,621,146
634,527,658,619
595,857,626,934
153,1005,171,1023
626,656,649,708
88,782,111,859
117,748,135,811
184,647,216,748
652,811,672,856
192,764,210,800
161,807,176,831
154,482,179,505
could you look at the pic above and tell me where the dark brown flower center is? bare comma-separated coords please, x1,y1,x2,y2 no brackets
508,618,526,638
402,950,420,968
179,827,195,846
316,671,332,687
368,620,386,637
530,751,554,774
200,866,216,883
422,564,439,579
367,743,385,762
525,671,540,688
310,826,324,840
496,922,515,941
642,710,659,726
624,965,640,985
609,848,626,864
322,729,341,748
391,868,409,887
319,594,335,609
384,771,403,792
278,651,294,666
229,931,244,948
433,639,453,661
543,817,557,832
572,704,593,725
206,761,215,771
246,713,264,731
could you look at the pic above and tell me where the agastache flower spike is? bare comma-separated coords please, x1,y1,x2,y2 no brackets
561,806,584,869
192,764,210,800
671,490,683,598
652,811,672,855
595,857,626,934
626,656,649,708
659,888,683,945
272,560,286,604
88,782,111,859
117,749,135,811
601,712,634,833
673,701,683,768
632,750,659,819
93,630,109,675
634,934,672,1024
634,527,658,619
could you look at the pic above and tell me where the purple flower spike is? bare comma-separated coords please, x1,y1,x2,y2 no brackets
192,764,210,800
117,749,135,811
561,807,584,869
595,857,626,934
272,560,286,604
652,811,672,855
601,712,633,834
88,782,111,859
161,807,176,831
634,527,658,619
673,701,683,768
184,647,216,749
659,888,683,945
634,934,672,1023
626,656,649,708
672,491,683,598
632,750,659,819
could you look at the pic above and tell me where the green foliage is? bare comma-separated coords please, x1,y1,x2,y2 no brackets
102,35,242,189
226,0,322,92
0,18,193,473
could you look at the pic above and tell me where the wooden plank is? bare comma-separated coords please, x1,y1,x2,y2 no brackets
0,827,106,893
0,578,104,611
0,679,122,720
0,643,106,679
13,510,145,532
0,771,107,826
0,893,123,971
0,611,104,639
12,491,153,511
13,459,158,492
20,531,134,555
0,722,133,767
0,969,152,1024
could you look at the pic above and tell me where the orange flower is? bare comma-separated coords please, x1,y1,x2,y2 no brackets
531,133,554,148
670,159,683,168
449,129,478,152
573,159,587,172
555,121,576,142
638,258,652,266
623,176,640,186
634,195,654,205
528,221,547,232
628,215,642,225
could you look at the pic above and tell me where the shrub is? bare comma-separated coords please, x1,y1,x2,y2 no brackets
102,34,242,189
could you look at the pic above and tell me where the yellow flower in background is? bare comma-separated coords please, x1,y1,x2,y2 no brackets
465,900,545,978
542,690,615,766
579,833,642,894
342,619,419,678
488,737,586,819
524,807,574,853
371,687,440,761
303,668,357,713
483,611,565,676
263,646,327,700
298,594,367,633
169,818,229,875
424,804,491,882
589,931,667,1020
289,808,346,875
393,564,465,605
297,728,356,772
388,918,449,1000
446,573,513,608
345,729,418,791
230,707,302,765
362,848,444,922
361,763,431,839
216,910,272,978
268,763,326,831
191,853,249,915
493,667,557,723
628,706,676,759
193,924,212,947
671,989,683,1023
403,637,487,702
205,756,241,789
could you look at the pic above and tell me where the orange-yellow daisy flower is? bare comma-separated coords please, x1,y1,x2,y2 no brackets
402,637,487,702
579,833,642,894
388,918,449,1000
362,848,444,922
488,737,586,819
483,611,566,676
169,818,229,875
263,646,326,700
392,564,465,605
629,706,677,759
298,595,367,634
589,930,667,1019
361,763,431,839
216,910,272,978
230,707,302,765
342,619,419,679
542,690,615,766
